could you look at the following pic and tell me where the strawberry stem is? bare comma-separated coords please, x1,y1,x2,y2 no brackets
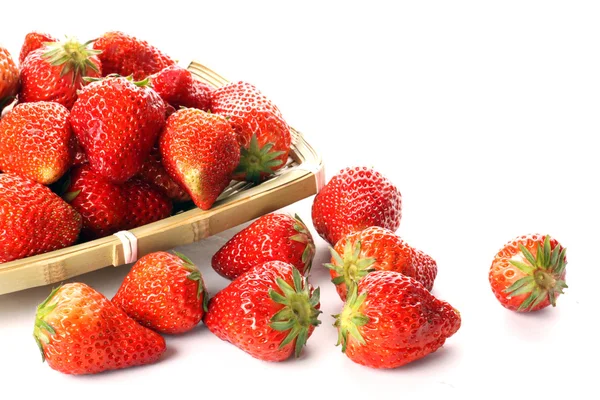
324,239,376,296
333,285,369,353
268,268,321,358
235,134,284,184
504,235,568,311
33,286,62,362
289,213,315,273
42,37,100,84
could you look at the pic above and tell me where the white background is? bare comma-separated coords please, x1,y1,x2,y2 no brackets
1,1,598,398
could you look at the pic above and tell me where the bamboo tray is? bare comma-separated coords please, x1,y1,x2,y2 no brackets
0,61,325,296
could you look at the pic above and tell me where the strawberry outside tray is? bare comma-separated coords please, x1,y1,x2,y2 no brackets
0,61,325,296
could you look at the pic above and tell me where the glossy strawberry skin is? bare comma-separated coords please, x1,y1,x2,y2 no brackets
159,108,239,210
19,32,56,64
0,174,81,263
34,283,166,375
204,261,320,362
489,234,567,312
136,147,191,202
338,271,461,369
211,81,291,182
329,226,437,301
19,48,101,109
212,213,315,280
64,165,128,240
93,31,175,80
0,47,19,110
64,165,172,240
150,65,212,111
70,77,166,183
113,252,207,334
0,102,74,185
312,166,402,245
122,180,173,230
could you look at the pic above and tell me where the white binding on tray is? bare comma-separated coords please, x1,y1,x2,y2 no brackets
295,163,326,192
113,231,139,264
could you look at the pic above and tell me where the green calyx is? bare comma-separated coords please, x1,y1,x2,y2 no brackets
289,214,316,274
235,134,285,184
504,235,568,311
324,240,376,295
333,285,369,353
174,251,209,312
268,268,322,358
43,37,101,83
33,286,61,362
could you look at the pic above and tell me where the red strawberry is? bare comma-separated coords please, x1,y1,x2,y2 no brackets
0,102,73,185
150,64,212,111
312,166,402,245
489,234,567,312
122,179,173,230
93,31,175,80
211,81,291,183
63,164,127,240
70,76,166,183
113,251,208,334
19,31,56,64
0,47,19,113
205,261,321,361
0,174,81,263
64,165,172,240
33,282,166,375
136,147,191,202
335,271,461,369
212,213,315,280
159,108,239,210
326,226,437,301
19,37,101,109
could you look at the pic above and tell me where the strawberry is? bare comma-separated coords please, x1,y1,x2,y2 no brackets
93,31,175,80
212,213,315,280
0,102,73,185
33,282,166,375
19,37,101,109
19,31,56,64
335,271,461,369
64,164,172,240
63,164,127,240
70,76,166,183
205,261,321,361
311,166,402,245
150,64,212,111
159,108,239,210
0,174,81,263
489,234,567,312
326,226,437,301
211,81,291,183
0,47,19,113
121,179,173,230
113,251,208,334
136,147,191,203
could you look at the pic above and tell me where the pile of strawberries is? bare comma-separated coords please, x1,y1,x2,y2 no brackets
0,31,292,261
31,163,570,376
1,31,570,375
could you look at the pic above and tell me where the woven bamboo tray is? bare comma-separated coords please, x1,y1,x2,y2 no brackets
0,61,325,296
